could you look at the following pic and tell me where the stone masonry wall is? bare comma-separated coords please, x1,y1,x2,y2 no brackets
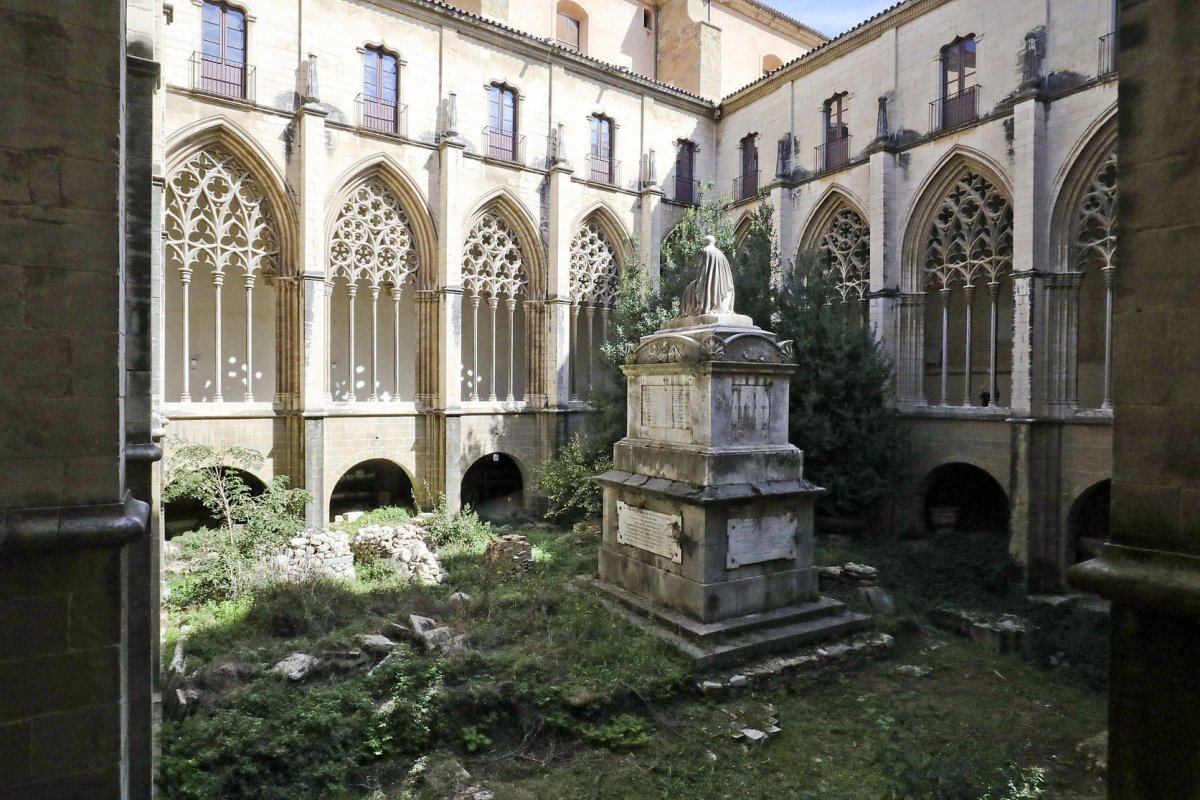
0,1,156,798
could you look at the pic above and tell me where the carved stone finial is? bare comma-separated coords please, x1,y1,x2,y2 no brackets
303,54,320,104
553,121,570,166
445,92,459,136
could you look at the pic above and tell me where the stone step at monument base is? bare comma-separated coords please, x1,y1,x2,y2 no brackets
585,577,872,668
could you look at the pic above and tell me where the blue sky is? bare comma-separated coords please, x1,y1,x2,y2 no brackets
766,0,901,37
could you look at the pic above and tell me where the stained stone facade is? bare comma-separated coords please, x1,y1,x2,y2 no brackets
153,0,1120,589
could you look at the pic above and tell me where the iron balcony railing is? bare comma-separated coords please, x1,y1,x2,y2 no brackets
585,154,620,186
733,170,761,202
816,134,852,172
357,94,407,137
1098,32,1117,76
930,85,980,133
482,126,525,163
673,176,700,205
191,52,254,102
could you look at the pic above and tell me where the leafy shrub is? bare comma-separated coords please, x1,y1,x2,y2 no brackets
422,500,493,551
533,434,610,524
1023,603,1110,692
580,714,651,749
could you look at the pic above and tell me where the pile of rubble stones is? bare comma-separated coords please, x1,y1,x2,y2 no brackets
349,522,447,585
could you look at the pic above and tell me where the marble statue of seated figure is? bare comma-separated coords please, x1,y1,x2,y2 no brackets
681,235,735,317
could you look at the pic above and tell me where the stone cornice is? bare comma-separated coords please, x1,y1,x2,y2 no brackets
721,0,954,110
1069,544,1200,619
1,492,150,553
714,0,827,44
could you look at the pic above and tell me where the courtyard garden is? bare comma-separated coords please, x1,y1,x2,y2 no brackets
159,504,1108,800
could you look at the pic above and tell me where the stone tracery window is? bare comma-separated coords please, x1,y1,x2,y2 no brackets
1073,149,1118,408
461,212,529,402
817,208,870,315
165,147,281,403
924,171,1014,406
568,222,619,399
326,177,419,402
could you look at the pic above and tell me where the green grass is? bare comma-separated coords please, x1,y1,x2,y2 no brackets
160,522,1107,800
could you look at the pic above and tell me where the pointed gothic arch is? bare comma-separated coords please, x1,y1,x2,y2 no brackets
800,188,872,320
903,151,1015,408
1050,116,1118,410
164,119,298,406
459,194,546,404
567,208,626,400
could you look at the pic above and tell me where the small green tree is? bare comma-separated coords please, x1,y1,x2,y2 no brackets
730,201,779,330
659,186,737,303
775,248,909,514
163,439,311,604
161,438,264,533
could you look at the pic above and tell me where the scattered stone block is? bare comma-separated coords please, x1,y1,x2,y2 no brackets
484,534,534,577
350,523,446,584
449,591,472,604
1077,730,1108,772
895,664,932,678
861,585,897,616
728,674,749,688
272,652,319,681
355,633,397,655
741,728,768,742
932,607,1028,654
274,529,356,581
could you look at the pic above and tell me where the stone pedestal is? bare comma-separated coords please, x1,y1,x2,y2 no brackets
595,321,868,665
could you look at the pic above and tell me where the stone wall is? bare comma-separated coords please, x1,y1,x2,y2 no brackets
0,0,157,797
1068,2,1200,795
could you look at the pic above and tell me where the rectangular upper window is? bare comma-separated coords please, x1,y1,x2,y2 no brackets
201,1,245,65
942,36,978,99
199,1,248,99
487,84,518,160
589,115,614,183
674,140,697,204
557,13,581,51
362,47,399,133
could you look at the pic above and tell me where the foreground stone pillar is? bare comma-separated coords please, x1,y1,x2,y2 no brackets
1068,2,1200,796
595,296,867,664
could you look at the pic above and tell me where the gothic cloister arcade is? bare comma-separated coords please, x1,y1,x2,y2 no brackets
801,191,872,328
326,176,422,404
460,206,534,404
164,144,289,405
914,164,1016,409
567,213,622,400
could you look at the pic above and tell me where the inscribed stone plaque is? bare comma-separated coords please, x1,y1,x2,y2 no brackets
731,377,770,436
617,501,682,563
641,384,692,430
726,515,796,569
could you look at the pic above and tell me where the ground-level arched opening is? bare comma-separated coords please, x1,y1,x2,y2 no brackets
329,459,416,521
1069,479,1111,563
922,462,1010,534
163,468,267,538
461,453,524,520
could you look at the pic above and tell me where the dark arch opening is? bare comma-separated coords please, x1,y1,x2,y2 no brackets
329,459,416,522
163,468,267,538
923,462,1009,534
1069,479,1111,563
461,453,524,521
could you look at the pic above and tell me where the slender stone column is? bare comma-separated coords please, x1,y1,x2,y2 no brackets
244,274,255,401
179,267,192,401
938,287,951,406
436,131,467,509
1101,264,1115,409
212,272,224,402
546,161,575,407
962,283,975,405
297,102,330,525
